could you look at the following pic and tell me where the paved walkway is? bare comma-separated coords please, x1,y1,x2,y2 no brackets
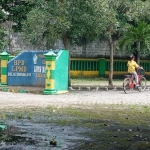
0,79,149,109
0,88,150,109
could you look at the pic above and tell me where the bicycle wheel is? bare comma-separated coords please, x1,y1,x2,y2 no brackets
123,78,131,94
139,76,146,91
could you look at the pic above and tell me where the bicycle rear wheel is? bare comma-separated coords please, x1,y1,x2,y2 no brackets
123,78,131,94
139,76,146,91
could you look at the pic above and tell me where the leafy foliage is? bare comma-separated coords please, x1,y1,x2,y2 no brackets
0,25,8,51
119,22,150,56
0,0,34,32
0,8,6,23
1,0,150,51
21,0,106,49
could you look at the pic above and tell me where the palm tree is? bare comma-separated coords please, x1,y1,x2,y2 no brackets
119,22,150,64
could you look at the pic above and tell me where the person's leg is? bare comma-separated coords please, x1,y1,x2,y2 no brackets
132,72,139,85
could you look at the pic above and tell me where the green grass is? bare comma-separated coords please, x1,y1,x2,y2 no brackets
0,105,150,149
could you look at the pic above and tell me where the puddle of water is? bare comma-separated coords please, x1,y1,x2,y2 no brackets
0,119,89,150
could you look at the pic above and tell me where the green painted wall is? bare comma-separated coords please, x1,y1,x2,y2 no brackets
55,50,69,91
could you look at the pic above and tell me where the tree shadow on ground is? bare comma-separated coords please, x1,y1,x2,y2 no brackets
0,105,150,150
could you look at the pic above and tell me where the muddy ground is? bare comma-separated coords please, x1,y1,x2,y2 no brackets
0,89,150,150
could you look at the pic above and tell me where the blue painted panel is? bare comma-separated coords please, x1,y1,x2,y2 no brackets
7,51,48,86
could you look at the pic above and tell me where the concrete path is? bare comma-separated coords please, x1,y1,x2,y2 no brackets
0,89,150,109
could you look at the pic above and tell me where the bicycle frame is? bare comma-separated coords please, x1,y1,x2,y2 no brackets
128,75,136,89
123,75,146,94
123,69,146,93
129,75,142,88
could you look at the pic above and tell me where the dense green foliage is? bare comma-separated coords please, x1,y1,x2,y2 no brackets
0,0,34,31
0,5,7,50
0,0,33,50
21,0,106,49
0,0,150,51
1,0,150,85
0,25,8,51
119,22,150,63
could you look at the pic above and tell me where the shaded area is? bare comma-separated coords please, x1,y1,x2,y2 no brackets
71,120,150,150
0,105,150,149
0,113,88,150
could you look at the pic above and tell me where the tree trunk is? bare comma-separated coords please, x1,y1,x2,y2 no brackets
108,34,114,87
8,35,13,54
62,34,71,87
62,34,69,50
46,41,54,50
137,41,140,65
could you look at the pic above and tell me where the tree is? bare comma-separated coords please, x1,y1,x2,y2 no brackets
21,0,106,86
118,0,150,64
0,0,34,52
0,25,8,51
1,0,149,84
22,0,141,87
0,0,34,32
119,22,150,64
102,0,150,87
0,6,8,50
125,0,150,23
100,0,127,87
22,0,104,49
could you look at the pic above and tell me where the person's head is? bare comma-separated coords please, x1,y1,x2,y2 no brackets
129,54,135,61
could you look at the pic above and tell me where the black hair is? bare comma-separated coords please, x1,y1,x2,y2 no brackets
129,54,135,60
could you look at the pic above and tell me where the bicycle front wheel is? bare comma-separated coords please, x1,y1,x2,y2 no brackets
139,76,146,91
123,78,131,94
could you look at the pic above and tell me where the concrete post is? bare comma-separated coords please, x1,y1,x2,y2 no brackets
43,49,57,95
99,58,106,77
0,50,10,86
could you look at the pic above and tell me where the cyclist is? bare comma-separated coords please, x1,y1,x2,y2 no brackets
127,54,143,87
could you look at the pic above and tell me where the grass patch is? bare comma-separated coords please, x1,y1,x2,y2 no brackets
0,104,150,149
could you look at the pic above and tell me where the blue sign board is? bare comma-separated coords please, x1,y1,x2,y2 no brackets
7,51,48,86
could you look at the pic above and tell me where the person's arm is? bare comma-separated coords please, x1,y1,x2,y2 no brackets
127,61,129,67
137,66,143,69
135,62,143,69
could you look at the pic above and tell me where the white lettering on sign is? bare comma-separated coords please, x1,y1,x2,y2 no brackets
34,66,41,73
34,66,46,73
42,66,46,73
8,72,31,77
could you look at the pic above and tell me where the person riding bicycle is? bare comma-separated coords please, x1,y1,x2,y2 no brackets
127,54,143,87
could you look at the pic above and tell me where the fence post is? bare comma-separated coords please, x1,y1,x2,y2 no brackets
43,49,57,95
99,58,105,77
0,50,10,86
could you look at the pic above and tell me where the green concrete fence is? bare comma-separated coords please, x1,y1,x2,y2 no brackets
70,58,150,78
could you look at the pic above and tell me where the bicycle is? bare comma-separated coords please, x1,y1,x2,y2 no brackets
123,68,146,94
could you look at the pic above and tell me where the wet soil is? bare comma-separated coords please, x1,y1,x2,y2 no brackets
0,87,150,150
0,119,88,149
0,105,150,150
0,120,88,150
